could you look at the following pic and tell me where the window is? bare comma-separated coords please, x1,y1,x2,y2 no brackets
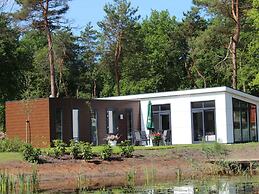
152,104,171,132
72,109,79,141
192,101,216,142
233,98,257,143
125,109,133,139
106,109,117,134
55,109,63,140
91,110,98,145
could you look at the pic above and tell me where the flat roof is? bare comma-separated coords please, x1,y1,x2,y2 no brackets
97,86,259,102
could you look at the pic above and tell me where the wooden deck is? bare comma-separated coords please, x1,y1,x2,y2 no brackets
208,159,259,175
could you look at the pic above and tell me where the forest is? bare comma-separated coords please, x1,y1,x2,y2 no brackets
0,0,258,130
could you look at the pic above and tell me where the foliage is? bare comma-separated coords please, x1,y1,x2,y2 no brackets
52,139,67,157
81,142,93,160
0,0,258,110
0,170,39,193
69,140,81,159
100,144,113,160
119,140,134,158
201,141,228,159
149,132,162,141
0,138,26,152
22,144,41,163
98,0,140,95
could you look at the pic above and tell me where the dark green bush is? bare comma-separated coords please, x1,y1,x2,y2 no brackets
52,139,67,157
22,144,41,163
81,142,93,160
100,144,112,160
119,140,134,158
0,138,26,152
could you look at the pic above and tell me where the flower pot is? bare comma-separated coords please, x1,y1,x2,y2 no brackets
152,139,160,146
108,140,117,146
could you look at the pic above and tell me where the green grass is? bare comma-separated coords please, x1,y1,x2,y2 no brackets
0,152,23,163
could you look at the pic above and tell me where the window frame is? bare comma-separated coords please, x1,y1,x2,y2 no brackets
191,100,216,143
232,98,258,143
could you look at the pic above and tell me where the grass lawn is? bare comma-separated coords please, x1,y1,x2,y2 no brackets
0,152,23,163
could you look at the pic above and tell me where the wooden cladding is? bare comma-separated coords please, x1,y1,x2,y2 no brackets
6,99,50,147
6,98,91,147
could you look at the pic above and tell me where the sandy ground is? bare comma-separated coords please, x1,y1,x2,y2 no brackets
1,145,259,192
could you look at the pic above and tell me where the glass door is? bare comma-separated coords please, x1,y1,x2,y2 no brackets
193,111,203,142
193,110,216,142
160,113,170,131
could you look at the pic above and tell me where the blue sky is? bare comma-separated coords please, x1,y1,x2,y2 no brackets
3,0,193,33
67,0,193,33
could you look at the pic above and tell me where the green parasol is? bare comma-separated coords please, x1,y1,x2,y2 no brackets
146,100,154,130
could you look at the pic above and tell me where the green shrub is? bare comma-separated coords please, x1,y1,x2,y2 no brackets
0,138,26,152
81,142,93,160
22,144,41,163
52,139,67,157
202,141,228,159
69,140,81,159
100,144,112,160
119,140,134,158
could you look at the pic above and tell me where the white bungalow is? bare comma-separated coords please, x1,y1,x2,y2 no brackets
101,86,259,144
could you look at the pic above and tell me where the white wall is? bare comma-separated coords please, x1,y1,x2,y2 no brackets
225,94,234,143
140,92,228,144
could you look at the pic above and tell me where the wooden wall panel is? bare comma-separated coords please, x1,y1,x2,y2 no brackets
5,99,50,147
49,98,91,145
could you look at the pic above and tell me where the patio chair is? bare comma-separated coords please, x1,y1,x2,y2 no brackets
162,130,171,145
133,130,150,146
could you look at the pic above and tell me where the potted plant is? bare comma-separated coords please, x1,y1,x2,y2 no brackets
105,134,120,146
149,132,162,146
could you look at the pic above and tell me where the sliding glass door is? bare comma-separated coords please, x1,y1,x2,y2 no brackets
233,98,257,143
192,101,216,142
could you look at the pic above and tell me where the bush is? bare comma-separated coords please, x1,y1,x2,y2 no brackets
81,142,93,160
202,141,228,159
100,144,112,160
52,139,67,157
0,138,26,152
69,140,81,159
119,140,134,158
22,144,41,163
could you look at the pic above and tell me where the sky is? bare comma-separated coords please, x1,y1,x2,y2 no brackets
67,0,193,33
3,0,194,33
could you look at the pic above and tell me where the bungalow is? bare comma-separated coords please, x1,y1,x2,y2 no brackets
5,86,259,147
100,86,259,144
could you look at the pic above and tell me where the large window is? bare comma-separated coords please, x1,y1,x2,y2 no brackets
152,104,171,132
106,109,117,134
72,109,79,141
192,101,216,142
55,109,63,140
91,110,98,145
233,98,257,143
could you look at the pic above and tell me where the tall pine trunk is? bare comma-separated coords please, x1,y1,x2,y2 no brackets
231,0,240,89
114,33,122,96
43,0,56,97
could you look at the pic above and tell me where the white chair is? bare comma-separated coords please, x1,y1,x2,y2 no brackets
162,130,171,145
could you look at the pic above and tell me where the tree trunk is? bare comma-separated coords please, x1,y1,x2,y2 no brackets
114,32,122,96
231,0,240,89
43,0,56,97
93,79,97,98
